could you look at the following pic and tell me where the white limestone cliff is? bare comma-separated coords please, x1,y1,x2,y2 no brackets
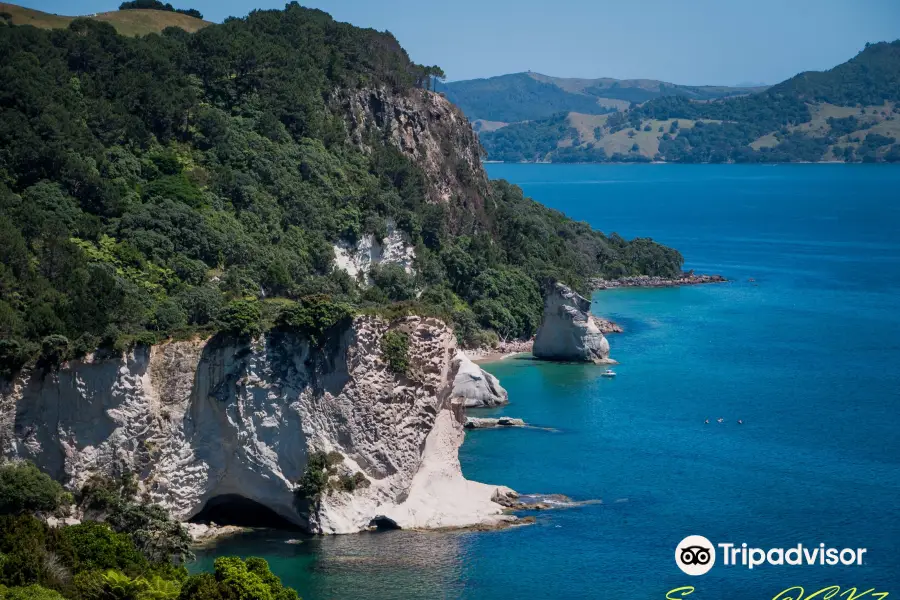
333,218,416,285
450,352,508,408
533,282,614,364
0,316,513,534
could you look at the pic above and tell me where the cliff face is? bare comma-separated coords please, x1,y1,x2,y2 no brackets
533,283,613,364
0,317,514,534
334,87,490,225
332,218,416,284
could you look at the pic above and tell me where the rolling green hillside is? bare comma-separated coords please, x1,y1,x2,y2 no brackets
0,2,209,36
440,71,765,123
478,41,900,163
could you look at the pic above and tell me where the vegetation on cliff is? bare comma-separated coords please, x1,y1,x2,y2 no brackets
0,461,301,599
0,4,682,376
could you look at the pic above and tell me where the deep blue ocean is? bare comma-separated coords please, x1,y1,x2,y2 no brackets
193,164,900,599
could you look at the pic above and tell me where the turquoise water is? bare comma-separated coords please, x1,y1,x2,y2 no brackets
193,164,900,598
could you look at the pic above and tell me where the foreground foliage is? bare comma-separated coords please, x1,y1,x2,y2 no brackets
0,462,302,599
0,462,70,515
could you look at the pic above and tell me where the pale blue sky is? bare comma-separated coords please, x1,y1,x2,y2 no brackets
16,0,900,85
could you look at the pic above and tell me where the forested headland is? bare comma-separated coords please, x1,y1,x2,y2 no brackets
0,3,682,377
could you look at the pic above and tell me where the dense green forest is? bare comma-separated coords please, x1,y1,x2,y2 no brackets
0,4,682,375
476,41,900,163
0,461,300,599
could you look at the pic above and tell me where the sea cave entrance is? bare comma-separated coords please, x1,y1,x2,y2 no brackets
191,494,302,530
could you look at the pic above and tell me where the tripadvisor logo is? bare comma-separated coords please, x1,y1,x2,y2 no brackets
676,535,716,576
675,536,868,575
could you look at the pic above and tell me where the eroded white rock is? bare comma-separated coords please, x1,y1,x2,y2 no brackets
533,282,614,364
450,352,508,408
0,317,513,534
333,218,416,284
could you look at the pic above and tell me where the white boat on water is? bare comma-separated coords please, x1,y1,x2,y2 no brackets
601,369,617,377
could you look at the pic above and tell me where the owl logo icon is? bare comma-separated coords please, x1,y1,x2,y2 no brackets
676,535,716,575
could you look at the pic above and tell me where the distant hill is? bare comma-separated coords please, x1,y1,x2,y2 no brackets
476,41,900,163
439,71,765,123
0,2,210,36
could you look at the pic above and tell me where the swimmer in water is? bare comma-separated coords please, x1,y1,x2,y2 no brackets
716,417,724,423
704,419,709,424
737,419,743,425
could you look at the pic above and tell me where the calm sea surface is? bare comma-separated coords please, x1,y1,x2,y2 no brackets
193,164,900,599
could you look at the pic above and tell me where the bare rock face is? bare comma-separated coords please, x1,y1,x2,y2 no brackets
533,283,613,364
333,218,416,285
333,87,489,224
450,352,508,408
0,317,514,534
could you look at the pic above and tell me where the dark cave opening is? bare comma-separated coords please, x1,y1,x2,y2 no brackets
368,515,401,531
191,494,302,530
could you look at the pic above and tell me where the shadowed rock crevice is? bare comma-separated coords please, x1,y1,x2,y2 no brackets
191,494,302,530
368,515,401,530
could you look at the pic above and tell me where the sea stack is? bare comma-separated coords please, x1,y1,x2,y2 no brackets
533,282,614,364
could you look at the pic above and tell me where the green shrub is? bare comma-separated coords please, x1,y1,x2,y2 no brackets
216,300,262,338
296,453,329,502
71,570,108,600
0,584,66,599
176,287,223,327
0,514,53,588
0,463,67,515
151,300,188,333
78,475,193,565
176,573,222,600
336,472,369,493
61,521,148,575
380,330,410,374
209,557,297,600
369,264,416,302
276,295,353,347
324,452,344,469
37,336,70,368
106,502,194,565
0,340,35,379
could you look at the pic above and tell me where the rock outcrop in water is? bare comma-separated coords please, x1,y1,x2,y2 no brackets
450,352,508,408
464,417,525,429
590,273,727,289
0,316,516,534
533,282,614,364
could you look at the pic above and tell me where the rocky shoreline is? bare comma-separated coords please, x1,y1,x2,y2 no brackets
464,339,533,363
590,273,727,289
592,316,623,334
185,522,253,546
